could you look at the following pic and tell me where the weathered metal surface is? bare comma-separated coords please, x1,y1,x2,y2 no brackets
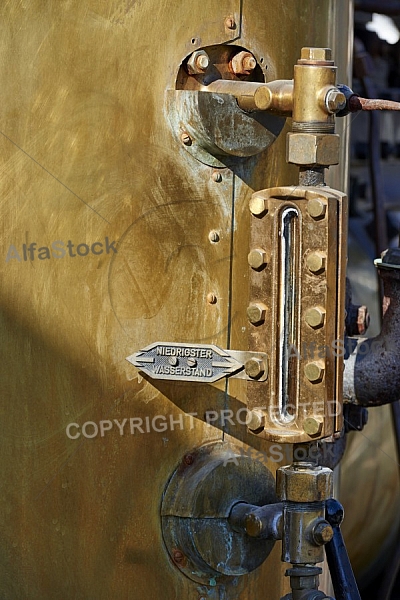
1,1,390,599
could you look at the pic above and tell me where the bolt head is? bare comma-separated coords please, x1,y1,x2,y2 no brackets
245,358,266,379
325,88,346,113
305,307,325,328
300,47,332,62
249,195,268,216
248,248,267,270
306,252,326,274
312,520,334,545
307,198,327,219
247,302,267,324
303,416,324,436
304,362,325,383
245,409,265,431
181,132,192,146
231,51,257,75
187,50,210,74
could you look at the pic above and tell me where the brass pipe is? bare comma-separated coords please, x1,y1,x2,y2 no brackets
201,79,293,114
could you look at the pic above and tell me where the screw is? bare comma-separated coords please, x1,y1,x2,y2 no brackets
245,358,266,379
247,302,267,324
325,88,346,114
207,293,217,304
225,16,236,29
187,50,210,75
249,195,268,216
304,362,325,383
248,248,267,270
184,454,194,465
181,132,192,146
168,357,179,366
305,306,325,328
303,416,323,436
172,549,185,564
231,51,257,75
187,358,197,367
300,47,332,62
312,520,334,545
208,230,220,243
306,252,326,274
212,171,222,182
246,409,265,431
307,198,327,219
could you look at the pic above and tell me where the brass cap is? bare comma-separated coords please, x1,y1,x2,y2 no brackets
277,464,333,502
299,47,332,63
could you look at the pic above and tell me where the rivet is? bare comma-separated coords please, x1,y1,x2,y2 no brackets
304,362,325,383
208,230,220,243
306,252,326,274
207,293,217,304
246,409,265,431
181,132,192,146
305,306,326,328
247,302,267,324
249,195,268,216
225,16,236,29
245,358,266,379
307,198,327,219
212,171,222,182
303,416,324,436
248,248,267,270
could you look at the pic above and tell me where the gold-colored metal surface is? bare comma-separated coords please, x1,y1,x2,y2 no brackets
277,464,333,504
1,0,387,598
246,186,347,443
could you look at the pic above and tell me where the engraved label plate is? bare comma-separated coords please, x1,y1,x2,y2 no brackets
127,342,268,383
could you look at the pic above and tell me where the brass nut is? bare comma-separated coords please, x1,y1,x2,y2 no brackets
277,464,333,502
245,409,265,431
300,47,332,62
304,362,325,383
305,307,325,328
231,51,257,75
245,358,266,379
249,195,268,216
307,197,327,219
187,50,210,74
287,132,340,166
306,252,326,274
303,416,323,436
247,302,267,324
325,88,346,113
312,520,334,545
248,248,267,270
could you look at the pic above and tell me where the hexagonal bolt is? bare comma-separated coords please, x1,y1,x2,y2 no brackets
277,463,333,503
305,306,326,329
325,88,346,114
304,362,325,383
307,197,327,219
231,51,257,75
245,358,266,379
311,520,334,546
303,416,323,436
247,302,267,324
306,252,326,274
249,195,268,216
248,248,267,270
300,47,332,62
187,50,210,74
245,409,265,431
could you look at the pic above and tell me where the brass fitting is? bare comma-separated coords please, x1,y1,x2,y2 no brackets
187,50,210,74
277,463,333,503
231,51,257,76
286,132,340,166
